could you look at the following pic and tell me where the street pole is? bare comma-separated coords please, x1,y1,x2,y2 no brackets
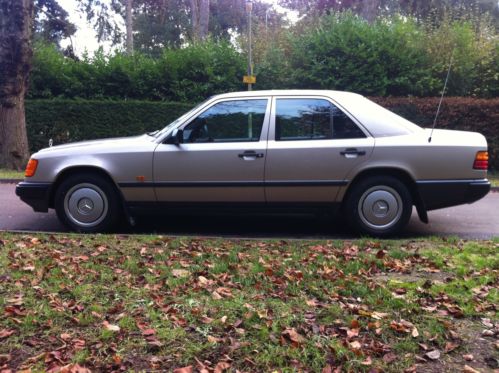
246,0,253,91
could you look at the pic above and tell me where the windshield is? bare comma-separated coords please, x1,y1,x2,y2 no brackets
152,99,211,139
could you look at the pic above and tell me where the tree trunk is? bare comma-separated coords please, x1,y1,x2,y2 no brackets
190,0,200,40
360,0,379,23
125,0,134,54
0,0,33,170
199,0,209,40
190,0,209,41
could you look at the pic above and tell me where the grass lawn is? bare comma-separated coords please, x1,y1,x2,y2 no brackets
0,168,24,179
0,233,497,372
490,172,499,187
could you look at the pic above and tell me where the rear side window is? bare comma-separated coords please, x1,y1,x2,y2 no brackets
275,98,365,141
183,99,268,143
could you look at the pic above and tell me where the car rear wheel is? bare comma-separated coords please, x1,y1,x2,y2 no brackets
344,176,412,237
55,173,120,232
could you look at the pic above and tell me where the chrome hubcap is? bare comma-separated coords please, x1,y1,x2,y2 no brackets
64,184,108,227
358,186,403,230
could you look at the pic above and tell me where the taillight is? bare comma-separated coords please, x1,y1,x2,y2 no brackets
25,159,38,177
473,151,488,170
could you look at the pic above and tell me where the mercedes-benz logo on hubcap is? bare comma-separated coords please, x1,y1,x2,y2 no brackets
78,198,94,213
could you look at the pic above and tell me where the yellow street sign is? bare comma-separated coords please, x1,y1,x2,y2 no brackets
243,75,256,84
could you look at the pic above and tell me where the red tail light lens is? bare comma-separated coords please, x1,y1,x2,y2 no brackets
473,151,488,170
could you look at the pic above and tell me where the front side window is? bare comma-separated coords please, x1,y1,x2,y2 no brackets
183,99,268,143
275,98,366,141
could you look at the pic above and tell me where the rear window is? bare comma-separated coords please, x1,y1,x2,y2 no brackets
275,98,366,141
338,95,423,137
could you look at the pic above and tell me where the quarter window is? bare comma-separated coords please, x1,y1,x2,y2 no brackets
275,98,366,141
183,99,267,143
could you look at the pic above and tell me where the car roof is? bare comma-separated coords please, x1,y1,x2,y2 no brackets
212,89,364,102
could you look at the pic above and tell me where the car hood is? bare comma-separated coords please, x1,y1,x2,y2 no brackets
36,134,154,155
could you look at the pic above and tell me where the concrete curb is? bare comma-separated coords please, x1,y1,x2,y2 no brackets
1,178,498,191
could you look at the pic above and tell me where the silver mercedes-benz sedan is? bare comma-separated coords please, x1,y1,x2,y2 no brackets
16,90,490,236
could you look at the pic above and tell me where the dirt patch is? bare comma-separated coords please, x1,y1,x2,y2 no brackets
375,269,455,285
415,319,498,373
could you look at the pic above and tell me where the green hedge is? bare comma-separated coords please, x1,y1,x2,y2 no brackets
29,14,498,101
25,100,193,152
26,98,498,170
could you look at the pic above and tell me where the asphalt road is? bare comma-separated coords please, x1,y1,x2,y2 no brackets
1,182,498,239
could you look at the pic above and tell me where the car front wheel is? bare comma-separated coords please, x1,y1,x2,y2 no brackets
55,173,120,232
344,176,412,237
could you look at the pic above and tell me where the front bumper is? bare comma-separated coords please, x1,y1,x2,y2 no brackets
15,181,52,212
417,179,491,211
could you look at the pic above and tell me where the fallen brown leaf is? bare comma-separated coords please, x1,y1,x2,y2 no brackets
214,361,231,373
172,269,190,278
173,366,193,373
281,328,305,347
425,350,441,360
444,341,459,353
102,321,120,332
463,365,481,373
411,327,419,338
0,329,15,339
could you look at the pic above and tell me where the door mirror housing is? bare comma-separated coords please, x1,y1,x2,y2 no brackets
165,129,184,145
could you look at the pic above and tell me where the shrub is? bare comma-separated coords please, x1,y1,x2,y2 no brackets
283,13,430,96
28,41,246,102
29,13,498,102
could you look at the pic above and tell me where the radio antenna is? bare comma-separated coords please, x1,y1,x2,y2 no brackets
428,49,454,143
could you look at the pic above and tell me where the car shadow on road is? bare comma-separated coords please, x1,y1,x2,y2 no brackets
125,212,434,240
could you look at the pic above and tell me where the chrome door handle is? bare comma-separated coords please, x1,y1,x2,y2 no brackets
340,148,366,158
238,151,264,159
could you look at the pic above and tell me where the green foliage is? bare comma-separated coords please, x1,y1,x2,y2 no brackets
289,13,430,95
29,41,246,102
25,99,192,152
160,41,246,102
256,12,498,97
29,13,498,100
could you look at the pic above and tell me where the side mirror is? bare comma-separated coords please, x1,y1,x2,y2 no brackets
165,129,184,145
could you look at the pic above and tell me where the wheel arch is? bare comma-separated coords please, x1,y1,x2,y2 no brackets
49,166,122,209
343,167,428,223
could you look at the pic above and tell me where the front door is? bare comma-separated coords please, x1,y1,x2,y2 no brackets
153,98,270,202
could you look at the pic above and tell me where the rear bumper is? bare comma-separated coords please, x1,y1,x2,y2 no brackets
416,179,490,211
15,181,52,212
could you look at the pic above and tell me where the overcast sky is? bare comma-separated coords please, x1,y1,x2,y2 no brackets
57,0,296,56
58,0,118,55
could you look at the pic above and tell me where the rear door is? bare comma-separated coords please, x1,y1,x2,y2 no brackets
153,97,271,202
265,96,374,202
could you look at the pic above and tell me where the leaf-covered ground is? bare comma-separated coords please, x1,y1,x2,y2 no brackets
0,233,497,372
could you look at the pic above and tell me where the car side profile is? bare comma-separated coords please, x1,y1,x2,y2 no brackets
16,90,490,236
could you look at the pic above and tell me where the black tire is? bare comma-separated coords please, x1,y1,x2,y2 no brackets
344,176,412,237
54,173,121,233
